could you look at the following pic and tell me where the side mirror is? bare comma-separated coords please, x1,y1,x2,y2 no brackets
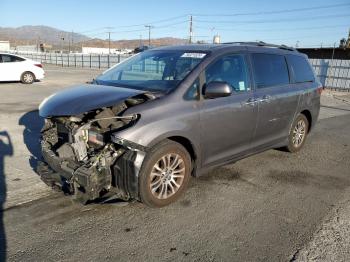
203,81,232,99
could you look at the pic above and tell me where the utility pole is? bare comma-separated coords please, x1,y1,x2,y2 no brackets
108,31,111,54
70,30,74,53
68,34,71,53
103,27,114,54
331,42,336,61
60,35,64,53
145,25,152,47
189,15,193,44
36,36,40,52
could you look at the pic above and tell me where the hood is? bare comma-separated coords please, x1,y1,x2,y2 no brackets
39,84,144,117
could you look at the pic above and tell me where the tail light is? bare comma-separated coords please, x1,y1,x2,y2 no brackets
34,64,43,68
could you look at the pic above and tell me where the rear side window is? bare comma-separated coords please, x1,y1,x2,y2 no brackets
1,55,25,63
251,53,289,88
286,55,314,83
1,55,12,62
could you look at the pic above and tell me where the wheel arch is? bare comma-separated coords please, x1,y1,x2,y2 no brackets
149,135,199,176
167,136,197,163
300,109,312,132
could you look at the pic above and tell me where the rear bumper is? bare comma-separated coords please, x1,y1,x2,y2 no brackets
35,70,45,80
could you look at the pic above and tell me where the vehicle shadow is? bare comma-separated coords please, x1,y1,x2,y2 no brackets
0,130,13,261
18,110,44,173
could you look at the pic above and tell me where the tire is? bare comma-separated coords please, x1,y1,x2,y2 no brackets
21,72,35,84
139,140,191,208
285,114,309,153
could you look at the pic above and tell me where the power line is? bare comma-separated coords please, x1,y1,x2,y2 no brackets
195,13,350,24
76,16,188,34
74,3,349,36
107,15,188,28
78,27,110,34
154,20,189,29
192,2,350,17
194,24,349,32
82,21,188,38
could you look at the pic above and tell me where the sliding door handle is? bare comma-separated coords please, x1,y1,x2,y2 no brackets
258,95,271,103
244,98,257,106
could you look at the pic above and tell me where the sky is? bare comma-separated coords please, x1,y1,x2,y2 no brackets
0,0,349,47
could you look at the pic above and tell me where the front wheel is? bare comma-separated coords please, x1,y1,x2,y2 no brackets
139,140,191,207
285,114,309,153
21,72,35,84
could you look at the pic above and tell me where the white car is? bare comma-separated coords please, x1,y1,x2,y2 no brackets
0,53,45,84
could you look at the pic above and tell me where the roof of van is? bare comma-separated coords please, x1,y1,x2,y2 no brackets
153,42,301,55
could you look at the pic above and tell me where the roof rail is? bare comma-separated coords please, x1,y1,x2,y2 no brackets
222,41,296,51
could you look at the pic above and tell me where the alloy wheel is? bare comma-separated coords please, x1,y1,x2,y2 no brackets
23,73,34,83
149,153,186,200
292,119,306,147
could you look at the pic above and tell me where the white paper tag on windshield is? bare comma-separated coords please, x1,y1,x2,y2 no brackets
181,53,206,59
239,81,245,91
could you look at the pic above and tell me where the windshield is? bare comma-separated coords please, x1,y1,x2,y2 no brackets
95,50,207,92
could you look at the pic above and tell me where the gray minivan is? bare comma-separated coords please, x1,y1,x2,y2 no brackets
38,42,322,207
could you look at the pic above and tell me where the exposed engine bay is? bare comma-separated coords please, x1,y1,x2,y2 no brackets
37,93,154,204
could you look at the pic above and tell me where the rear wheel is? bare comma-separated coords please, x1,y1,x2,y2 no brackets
139,140,191,207
285,114,309,153
21,72,35,84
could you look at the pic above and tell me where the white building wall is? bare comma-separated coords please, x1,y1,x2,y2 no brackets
82,47,132,55
0,41,10,52
82,47,114,54
15,45,37,52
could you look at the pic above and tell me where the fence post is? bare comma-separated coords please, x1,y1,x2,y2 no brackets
74,54,77,67
98,55,101,69
108,54,110,68
90,54,92,68
82,54,84,68
118,54,121,63
61,53,64,67
56,53,58,65
67,54,70,67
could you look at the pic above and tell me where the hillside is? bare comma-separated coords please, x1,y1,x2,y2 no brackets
0,25,89,45
0,25,187,49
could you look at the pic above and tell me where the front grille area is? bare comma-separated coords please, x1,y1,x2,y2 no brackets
56,122,71,145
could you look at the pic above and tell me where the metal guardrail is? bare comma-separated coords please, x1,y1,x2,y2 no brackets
11,52,350,91
14,52,132,69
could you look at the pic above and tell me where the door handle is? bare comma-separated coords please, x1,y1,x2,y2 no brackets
244,98,257,106
258,95,271,103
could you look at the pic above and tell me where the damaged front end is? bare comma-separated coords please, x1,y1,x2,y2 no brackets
37,93,152,204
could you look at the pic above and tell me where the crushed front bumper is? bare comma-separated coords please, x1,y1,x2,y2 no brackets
37,140,146,203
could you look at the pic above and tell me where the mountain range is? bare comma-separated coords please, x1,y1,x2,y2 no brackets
0,25,187,50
